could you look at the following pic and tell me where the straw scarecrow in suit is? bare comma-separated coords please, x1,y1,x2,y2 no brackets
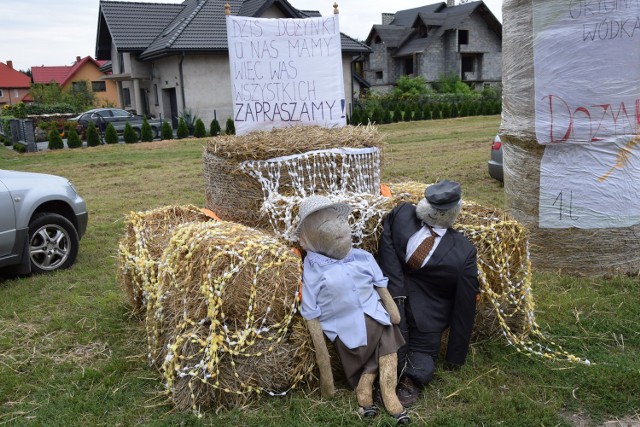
377,180,479,407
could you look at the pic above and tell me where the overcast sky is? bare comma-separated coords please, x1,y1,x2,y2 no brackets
0,0,503,73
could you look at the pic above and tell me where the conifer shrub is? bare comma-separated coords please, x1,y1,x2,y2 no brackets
193,118,206,138
162,121,174,140
382,108,392,124
86,122,101,147
123,121,139,144
423,104,432,120
141,117,154,142
105,123,119,144
413,105,423,121
442,103,451,119
371,107,383,125
224,118,235,135
48,127,64,150
66,127,82,148
209,118,221,136
176,118,189,139
392,105,403,123
403,105,412,121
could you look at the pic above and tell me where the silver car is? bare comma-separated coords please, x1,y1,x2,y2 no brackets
0,170,88,274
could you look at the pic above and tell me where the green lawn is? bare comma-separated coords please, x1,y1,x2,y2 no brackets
1,116,638,427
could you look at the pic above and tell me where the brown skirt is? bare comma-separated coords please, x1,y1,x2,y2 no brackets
333,315,405,389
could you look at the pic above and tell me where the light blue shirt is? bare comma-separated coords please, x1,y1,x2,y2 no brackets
300,248,391,349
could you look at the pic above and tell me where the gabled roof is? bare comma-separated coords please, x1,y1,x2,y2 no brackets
365,1,501,57
0,62,31,88
96,0,185,58
366,25,411,48
96,0,369,62
32,56,108,86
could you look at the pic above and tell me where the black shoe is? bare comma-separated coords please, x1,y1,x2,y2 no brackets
358,404,378,418
393,409,411,425
396,376,420,407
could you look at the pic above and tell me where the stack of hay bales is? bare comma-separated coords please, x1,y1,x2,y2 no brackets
501,0,640,275
118,125,543,411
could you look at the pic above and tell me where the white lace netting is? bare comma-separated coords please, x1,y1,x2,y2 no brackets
239,147,386,243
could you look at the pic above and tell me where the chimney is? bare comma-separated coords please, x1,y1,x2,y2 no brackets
7,60,13,69
76,56,82,64
382,13,394,25
447,0,455,6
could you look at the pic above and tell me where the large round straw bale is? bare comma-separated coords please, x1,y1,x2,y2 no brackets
501,0,640,275
152,220,315,409
117,205,213,314
203,125,385,229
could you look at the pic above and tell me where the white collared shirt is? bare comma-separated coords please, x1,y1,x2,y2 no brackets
405,225,447,268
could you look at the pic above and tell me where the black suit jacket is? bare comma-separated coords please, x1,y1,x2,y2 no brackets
377,202,479,366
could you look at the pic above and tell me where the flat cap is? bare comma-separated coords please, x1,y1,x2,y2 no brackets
425,180,461,210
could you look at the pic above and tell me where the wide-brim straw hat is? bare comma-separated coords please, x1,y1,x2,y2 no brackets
294,195,352,236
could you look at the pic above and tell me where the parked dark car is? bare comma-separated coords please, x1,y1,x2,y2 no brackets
488,134,503,182
69,108,163,139
0,170,88,274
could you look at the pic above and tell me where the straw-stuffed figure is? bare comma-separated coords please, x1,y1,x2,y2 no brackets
296,195,410,425
377,180,479,407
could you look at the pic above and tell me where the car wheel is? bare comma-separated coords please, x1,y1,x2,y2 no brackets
28,213,79,273
134,128,142,141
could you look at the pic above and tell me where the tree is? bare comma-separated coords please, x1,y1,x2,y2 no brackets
141,117,154,142
48,126,64,150
123,121,139,144
224,118,235,135
193,118,206,138
66,127,82,148
434,74,473,94
161,121,174,140
209,118,221,136
176,118,189,139
105,123,119,144
392,105,403,123
86,122,101,147
392,76,430,97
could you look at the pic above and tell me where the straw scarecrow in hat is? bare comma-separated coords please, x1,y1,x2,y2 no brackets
296,195,410,425
377,180,479,407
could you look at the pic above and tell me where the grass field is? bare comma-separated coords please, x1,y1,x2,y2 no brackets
1,116,638,427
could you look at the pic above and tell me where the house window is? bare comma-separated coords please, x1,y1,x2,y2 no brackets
418,25,428,38
375,71,383,80
483,83,491,89
0,89,4,97
92,81,106,92
461,57,474,74
118,52,125,74
72,81,86,91
123,88,131,106
374,36,382,44
13,89,19,98
458,30,469,47
404,57,414,76
154,84,159,106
